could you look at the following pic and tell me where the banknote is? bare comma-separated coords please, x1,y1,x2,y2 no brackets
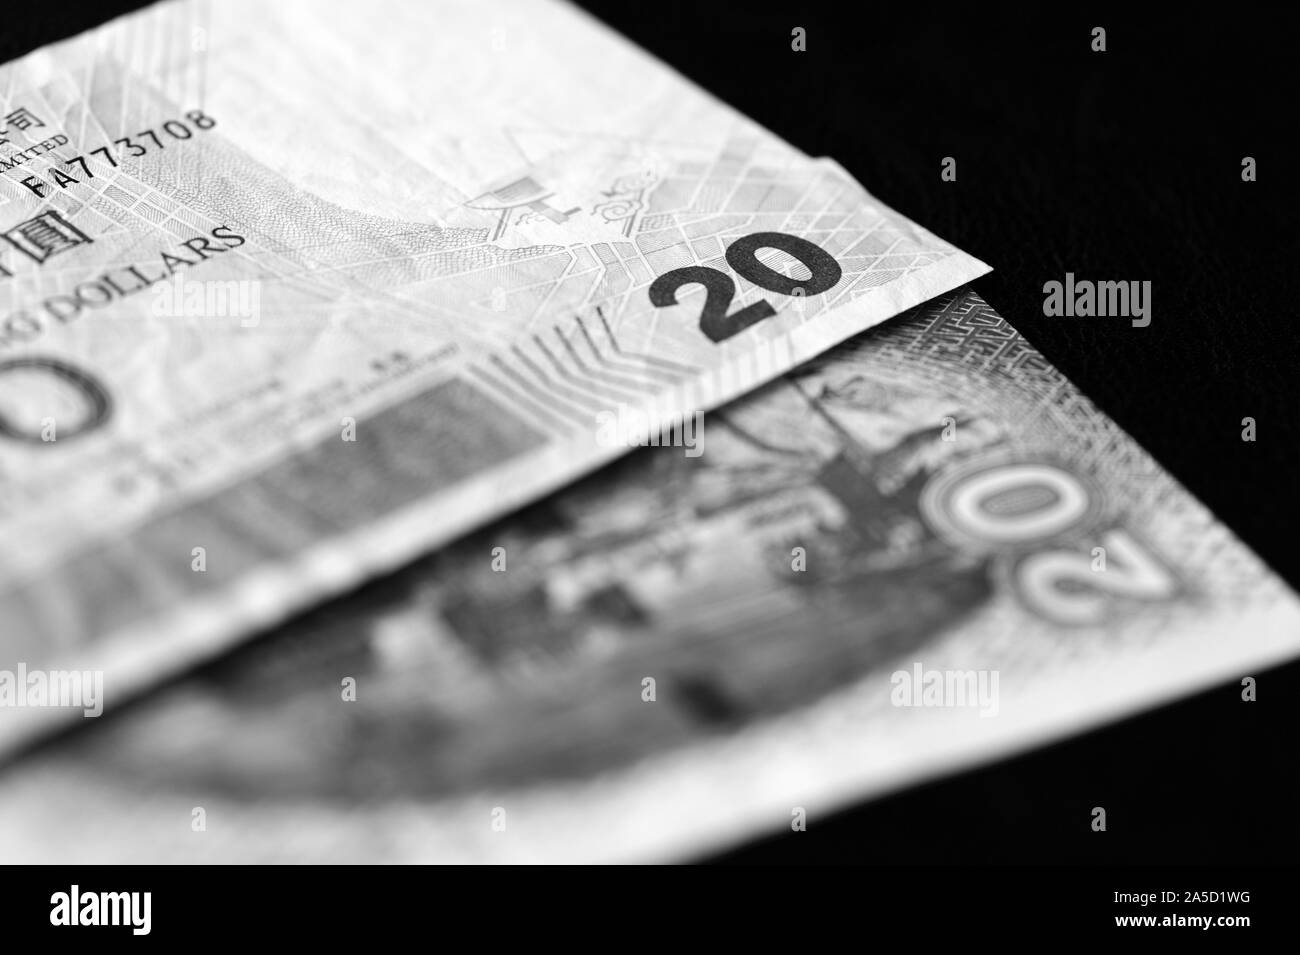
3,287,1294,863
0,0,988,751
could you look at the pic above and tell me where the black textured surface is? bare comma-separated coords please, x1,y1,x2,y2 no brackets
4,2,1297,865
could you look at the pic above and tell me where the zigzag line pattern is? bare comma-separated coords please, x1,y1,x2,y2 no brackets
464,305,701,440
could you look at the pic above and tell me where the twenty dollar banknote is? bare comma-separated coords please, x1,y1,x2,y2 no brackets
3,288,1295,862
0,0,988,750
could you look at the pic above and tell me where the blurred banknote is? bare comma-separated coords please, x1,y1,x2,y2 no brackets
3,287,1295,862
0,0,988,750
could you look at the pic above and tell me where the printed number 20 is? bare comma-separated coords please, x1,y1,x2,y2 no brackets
648,232,842,343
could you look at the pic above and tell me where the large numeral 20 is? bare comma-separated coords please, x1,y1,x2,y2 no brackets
648,231,842,343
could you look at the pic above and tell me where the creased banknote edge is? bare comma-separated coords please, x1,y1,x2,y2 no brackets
628,285,1300,865
1,609,1295,863
0,252,991,759
653,614,1300,865
5,289,1300,863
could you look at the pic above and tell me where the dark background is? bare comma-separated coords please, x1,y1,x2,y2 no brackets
5,3,1297,865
